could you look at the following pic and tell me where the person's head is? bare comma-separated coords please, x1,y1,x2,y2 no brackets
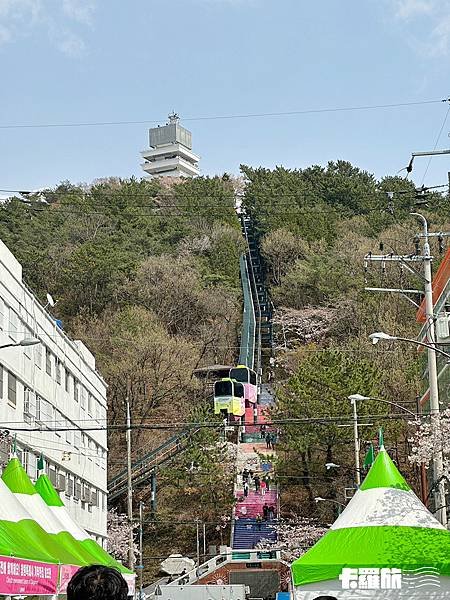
67,565,128,600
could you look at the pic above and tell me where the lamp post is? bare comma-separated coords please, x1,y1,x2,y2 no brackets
314,497,345,515
348,396,362,487
348,393,417,418
0,337,40,350
369,332,450,361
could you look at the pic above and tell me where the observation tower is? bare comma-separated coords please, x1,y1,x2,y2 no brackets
141,113,200,178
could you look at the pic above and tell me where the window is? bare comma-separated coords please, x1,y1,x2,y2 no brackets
74,379,79,403
8,308,18,342
45,348,52,376
74,429,81,449
27,453,37,480
55,359,61,385
54,409,62,437
74,479,81,501
0,299,4,330
65,369,71,393
81,386,86,411
49,465,57,486
35,343,43,369
23,327,32,359
37,397,52,426
7,372,16,406
87,393,93,416
67,475,74,497
66,420,73,445
24,388,37,422
0,365,3,399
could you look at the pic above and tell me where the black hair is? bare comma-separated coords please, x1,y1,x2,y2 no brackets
67,565,129,600
313,596,337,600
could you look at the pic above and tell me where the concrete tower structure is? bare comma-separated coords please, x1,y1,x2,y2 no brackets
141,113,200,178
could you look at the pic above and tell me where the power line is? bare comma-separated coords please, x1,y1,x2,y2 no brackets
0,412,424,432
0,98,447,130
420,104,450,186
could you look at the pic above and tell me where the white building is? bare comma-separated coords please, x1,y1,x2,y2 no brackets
141,113,200,178
0,240,108,545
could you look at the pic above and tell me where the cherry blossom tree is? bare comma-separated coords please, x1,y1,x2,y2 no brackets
256,517,328,562
409,410,450,481
107,509,139,564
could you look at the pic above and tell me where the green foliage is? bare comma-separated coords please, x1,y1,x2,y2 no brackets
274,345,382,455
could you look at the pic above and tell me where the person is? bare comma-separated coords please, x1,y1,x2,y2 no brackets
265,431,271,450
253,474,260,493
271,432,277,450
263,475,271,491
242,468,249,483
260,424,266,437
260,479,267,496
268,505,276,520
243,481,249,497
67,565,128,600
255,514,262,530
263,503,269,520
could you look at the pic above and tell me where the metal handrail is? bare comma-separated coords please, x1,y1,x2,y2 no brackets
108,428,201,499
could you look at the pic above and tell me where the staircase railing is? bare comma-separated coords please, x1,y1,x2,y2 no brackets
108,427,202,501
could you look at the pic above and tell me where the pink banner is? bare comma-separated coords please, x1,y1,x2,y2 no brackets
0,556,58,595
59,564,80,594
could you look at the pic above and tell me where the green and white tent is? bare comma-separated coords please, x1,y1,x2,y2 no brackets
34,470,132,574
292,447,450,599
0,475,69,564
2,457,98,566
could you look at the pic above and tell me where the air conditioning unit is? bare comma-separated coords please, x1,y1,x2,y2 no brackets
56,474,66,492
49,468,57,485
436,314,450,341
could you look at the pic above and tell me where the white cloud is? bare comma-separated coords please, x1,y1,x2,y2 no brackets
393,0,434,19
0,0,94,57
55,29,86,57
387,0,450,56
62,0,95,26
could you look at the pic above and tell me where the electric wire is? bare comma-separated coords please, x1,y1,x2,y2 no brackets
0,98,447,130
420,103,450,186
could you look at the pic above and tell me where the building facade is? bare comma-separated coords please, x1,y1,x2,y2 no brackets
0,240,108,545
141,113,200,178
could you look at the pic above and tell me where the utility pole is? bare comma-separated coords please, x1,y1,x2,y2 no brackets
364,212,450,526
350,397,361,486
202,522,207,562
195,519,200,566
411,213,447,526
126,386,135,570
139,501,144,598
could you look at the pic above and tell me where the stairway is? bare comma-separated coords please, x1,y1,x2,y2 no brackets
233,518,277,549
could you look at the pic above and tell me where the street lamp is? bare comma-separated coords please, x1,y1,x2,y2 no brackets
348,393,417,418
0,337,40,350
369,332,450,361
314,496,346,508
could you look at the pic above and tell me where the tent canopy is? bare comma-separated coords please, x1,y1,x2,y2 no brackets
292,448,450,588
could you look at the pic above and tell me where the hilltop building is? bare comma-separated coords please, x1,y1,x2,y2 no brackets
141,113,200,178
0,239,108,545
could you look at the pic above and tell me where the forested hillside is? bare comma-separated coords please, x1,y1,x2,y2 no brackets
240,161,450,519
0,176,243,575
3,162,449,573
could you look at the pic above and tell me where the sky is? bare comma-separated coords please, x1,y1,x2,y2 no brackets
1,0,450,191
